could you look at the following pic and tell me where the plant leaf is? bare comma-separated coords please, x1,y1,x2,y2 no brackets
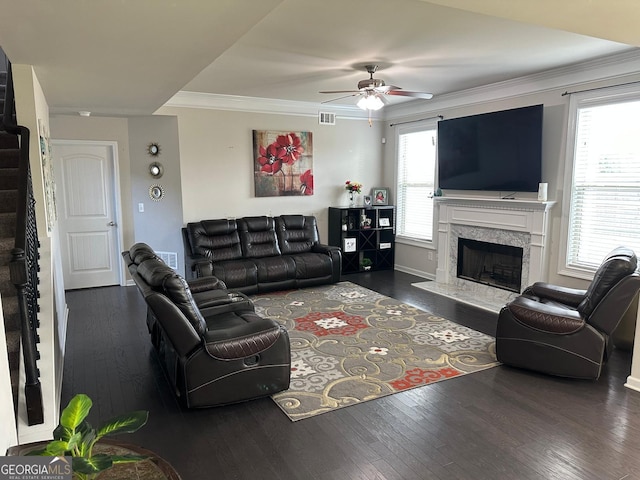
60,394,92,430
111,454,148,464
73,454,112,474
53,424,73,441
41,440,69,456
96,411,148,439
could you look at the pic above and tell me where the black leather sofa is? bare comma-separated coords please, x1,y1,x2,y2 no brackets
183,214,341,294
123,243,291,408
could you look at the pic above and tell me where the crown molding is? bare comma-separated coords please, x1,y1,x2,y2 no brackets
162,91,380,121
384,48,640,120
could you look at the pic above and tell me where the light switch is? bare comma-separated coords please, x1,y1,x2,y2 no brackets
138,203,144,213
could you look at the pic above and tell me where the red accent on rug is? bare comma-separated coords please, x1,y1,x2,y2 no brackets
294,311,368,337
390,367,462,391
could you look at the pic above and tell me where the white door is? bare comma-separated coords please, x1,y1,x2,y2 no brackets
54,142,122,289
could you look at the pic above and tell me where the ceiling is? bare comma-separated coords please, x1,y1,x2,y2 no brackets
0,0,638,116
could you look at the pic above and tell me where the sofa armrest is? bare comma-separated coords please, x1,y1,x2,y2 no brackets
313,243,342,281
192,258,214,278
505,296,585,334
199,292,255,317
312,243,340,255
523,282,587,308
203,315,283,359
187,276,227,292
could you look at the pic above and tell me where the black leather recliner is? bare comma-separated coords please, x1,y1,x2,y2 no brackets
123,243,291,408
496,246,640,379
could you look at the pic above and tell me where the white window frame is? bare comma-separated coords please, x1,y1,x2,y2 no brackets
559,83,640,279
395,120,438,248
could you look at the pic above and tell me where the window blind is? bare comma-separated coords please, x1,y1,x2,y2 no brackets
396,128,436,241
568,100,640,269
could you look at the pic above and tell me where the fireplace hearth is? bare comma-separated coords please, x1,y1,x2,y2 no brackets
457,238,523,293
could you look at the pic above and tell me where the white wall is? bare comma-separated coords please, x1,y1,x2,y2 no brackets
156,106,384,243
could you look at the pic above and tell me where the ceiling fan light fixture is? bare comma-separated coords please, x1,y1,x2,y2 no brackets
357,93,385,111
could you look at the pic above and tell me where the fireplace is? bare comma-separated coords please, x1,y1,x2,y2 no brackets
457,238,523,293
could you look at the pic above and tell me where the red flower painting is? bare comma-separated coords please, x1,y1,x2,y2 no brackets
300,169,314,195
257,143,283,174
253,130,313,197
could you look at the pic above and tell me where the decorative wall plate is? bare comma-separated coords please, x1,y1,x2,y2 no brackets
149,184,165,201
147,143,161,156
149,161,164,178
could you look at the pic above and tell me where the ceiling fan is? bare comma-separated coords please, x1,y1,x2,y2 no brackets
319,64,433,111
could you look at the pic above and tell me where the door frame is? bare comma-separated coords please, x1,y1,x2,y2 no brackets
51,139,126,287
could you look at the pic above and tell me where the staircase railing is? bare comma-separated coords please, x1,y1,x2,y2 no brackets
2,61,44,425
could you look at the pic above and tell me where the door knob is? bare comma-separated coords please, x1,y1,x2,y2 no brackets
107,221,117,227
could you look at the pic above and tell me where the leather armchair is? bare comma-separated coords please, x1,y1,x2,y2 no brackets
496,247,640,379
123,243,291,408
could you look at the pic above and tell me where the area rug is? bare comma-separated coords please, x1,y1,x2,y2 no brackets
251,282,499,421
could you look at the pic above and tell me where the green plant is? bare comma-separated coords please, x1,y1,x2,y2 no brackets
32,393,149,480
360,258,373,268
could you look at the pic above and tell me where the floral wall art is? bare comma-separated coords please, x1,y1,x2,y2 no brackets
253,130,313,197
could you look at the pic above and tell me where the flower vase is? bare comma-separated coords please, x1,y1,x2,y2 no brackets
349,192,355,207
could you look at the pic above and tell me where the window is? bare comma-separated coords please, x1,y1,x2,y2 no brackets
396,123,437,242
562,85,640,276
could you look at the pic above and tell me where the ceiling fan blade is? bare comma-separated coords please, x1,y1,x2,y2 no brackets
319,90,361,94
375,85,401,93
385,90,433,99
321,93,361,104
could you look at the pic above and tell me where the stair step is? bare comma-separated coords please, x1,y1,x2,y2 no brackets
0,265,15,296
1,295,20,332
0,168,18,190
0,190,17,213
0,149,20,168
0,132,18,150
0,212,16,237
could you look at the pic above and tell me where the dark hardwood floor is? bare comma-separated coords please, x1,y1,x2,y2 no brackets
62,271,640,480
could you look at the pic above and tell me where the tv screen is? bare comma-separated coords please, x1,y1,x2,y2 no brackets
437,104,543,192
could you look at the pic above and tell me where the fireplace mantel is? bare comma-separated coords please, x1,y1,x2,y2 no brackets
430,196,556,309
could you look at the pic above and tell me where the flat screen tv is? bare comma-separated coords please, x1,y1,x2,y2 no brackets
437,104,543,192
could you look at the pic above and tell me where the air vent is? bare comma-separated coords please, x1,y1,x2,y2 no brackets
319,112,336,125
157,251,178,270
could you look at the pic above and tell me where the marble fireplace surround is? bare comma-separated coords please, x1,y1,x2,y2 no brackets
416,196,555,312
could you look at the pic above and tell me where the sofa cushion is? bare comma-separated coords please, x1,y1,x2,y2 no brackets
288,252,334,279
275,215,319,254
238,216,281,258
187,219,243,261
253,255,296,283
211,259,259,289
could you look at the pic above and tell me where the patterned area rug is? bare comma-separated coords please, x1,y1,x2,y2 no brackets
251,282,499,421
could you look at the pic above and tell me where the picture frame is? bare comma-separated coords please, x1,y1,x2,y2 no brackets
379,217,390,227
372,187,389,205
343,237,357,252
363,195,372,206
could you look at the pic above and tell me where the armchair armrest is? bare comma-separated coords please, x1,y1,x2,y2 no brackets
313,243,342,281
505,296,585,334
523,282,587,308
203,315,283,359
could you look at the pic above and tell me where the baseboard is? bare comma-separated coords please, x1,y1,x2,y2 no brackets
125,279,135,287
394,264,434,280
625,375,640,393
